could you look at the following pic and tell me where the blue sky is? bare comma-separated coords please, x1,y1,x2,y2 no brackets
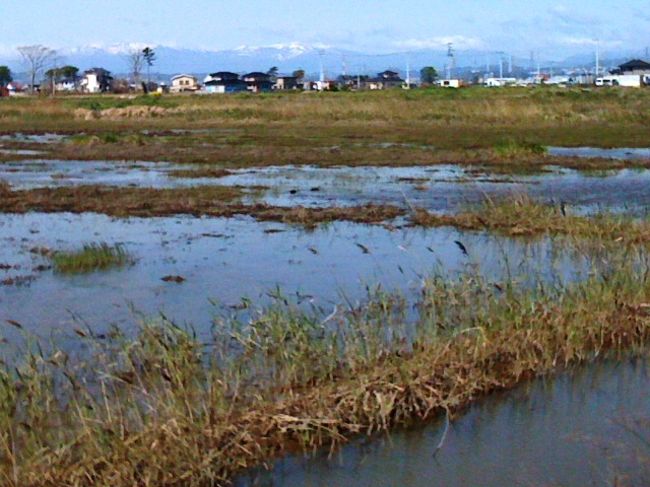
1,0,649,57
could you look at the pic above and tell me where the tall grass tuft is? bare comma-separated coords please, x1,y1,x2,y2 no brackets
51,243,133,274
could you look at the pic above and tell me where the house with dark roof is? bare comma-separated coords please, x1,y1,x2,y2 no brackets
243,72,273,93
617,59,650,75
274,76,299,91
203,72,247,93
365,70,405,90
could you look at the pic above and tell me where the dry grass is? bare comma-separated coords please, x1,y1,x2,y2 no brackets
410,195,650,244
0,184,404,225
0,250,648,486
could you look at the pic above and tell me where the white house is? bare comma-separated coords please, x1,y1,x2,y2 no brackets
80,68,113,93
484,77,517,87
437,79,462,88
170,74,198,93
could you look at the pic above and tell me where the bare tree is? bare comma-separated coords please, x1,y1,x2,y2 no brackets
17,45,55,94
125,48,144,87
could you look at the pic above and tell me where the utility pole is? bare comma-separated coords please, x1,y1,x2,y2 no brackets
446,42,454,79
595,40,600,77
405,59,411,88
497,52,505,80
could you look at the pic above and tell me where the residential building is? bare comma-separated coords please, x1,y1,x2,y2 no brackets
204,72,247,93
366,70,404,90
616,59,650,76
80,68,113,93
437,79,462,88
337,75,369,90
170,74,198,93
274,76,299,90
55,77,79,92
484,77,518,87
242,72,273,93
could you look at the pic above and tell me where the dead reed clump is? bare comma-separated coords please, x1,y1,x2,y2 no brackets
410,195,650,244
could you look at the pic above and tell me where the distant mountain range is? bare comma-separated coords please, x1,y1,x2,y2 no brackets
0,43,642,81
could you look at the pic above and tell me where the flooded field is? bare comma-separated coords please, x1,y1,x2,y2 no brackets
2,88,650,485
238,359,650,487
0,212,594,339
3,159,650,214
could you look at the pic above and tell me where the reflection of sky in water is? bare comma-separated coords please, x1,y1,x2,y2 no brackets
1,212,595,339
3,160,650,215
548,146,650,159
237,359,650,487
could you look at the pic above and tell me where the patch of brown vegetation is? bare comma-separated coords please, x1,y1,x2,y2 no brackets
410,196,650,244
0,185,404,225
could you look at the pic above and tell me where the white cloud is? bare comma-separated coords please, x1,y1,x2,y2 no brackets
395,35,484,50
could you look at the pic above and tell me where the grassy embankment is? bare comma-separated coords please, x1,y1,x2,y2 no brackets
1,88,650,173
0,242,648,486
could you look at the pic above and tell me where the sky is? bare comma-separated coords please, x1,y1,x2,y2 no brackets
1,0,649,58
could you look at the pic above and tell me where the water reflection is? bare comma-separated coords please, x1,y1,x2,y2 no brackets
238,359,650,487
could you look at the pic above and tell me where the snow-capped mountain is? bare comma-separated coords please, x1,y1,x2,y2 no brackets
0,43,633,80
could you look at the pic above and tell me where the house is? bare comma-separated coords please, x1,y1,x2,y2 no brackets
366,70,404,90
55,77,79,92
242,72,273,93
484,77,518,87
274,76,299,91
437,79,462,88
616,59,650,76
5,82,26,96
80,68,113,93
337,75,369,90
170,74,198,93
204,72,247,93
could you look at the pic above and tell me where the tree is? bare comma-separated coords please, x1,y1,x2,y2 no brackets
292,69,305,80
18,45,55,94
420,66,439,85
126,48,144,86
44,65,79,94
0,66,12,87
142,47,156,84
267,66,279,82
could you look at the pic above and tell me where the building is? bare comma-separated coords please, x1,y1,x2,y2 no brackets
484,77,517,87
170,74,198,93
203,72,247,94
337,75,369,90
365,70,404,90
242,72,273,93
437,79,462,88
274,76,299,91
55,77,79,92
80,68,113,93
616,59,650,76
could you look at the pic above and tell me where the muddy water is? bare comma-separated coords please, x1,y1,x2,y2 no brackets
3,159,650,213
237,359,650,487
0,212,592,338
